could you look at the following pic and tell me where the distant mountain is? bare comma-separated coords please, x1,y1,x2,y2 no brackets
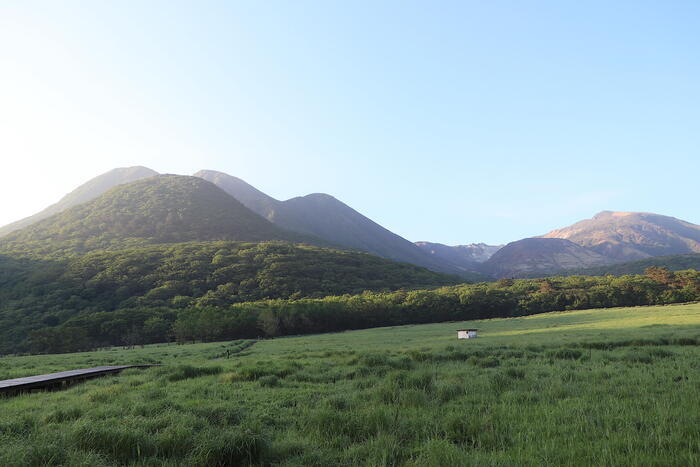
482,238,611,278
0,166,158,237
542,211,700,262
194,170,477,278
0,175,312,257
414,242,502,271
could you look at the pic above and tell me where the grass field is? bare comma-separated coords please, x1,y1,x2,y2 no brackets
1,303,700,466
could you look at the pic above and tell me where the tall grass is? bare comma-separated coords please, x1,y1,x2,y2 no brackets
0,303,699,465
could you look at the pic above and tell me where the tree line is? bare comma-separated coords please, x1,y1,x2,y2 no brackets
0,241,458,354
25,267,700,354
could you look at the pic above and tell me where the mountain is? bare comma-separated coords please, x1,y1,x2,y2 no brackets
0,175,312,257
541,211,700,262
415,242,502,271
482,238,612,278
0,166,159,237
193,170,476,278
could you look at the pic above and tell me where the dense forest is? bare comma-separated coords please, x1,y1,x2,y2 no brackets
0,241,459,354
22,267,700,354
559,253,700,277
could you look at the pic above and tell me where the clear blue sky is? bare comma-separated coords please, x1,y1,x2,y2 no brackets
1,1,698,245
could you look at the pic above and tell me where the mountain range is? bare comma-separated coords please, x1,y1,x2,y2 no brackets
1,166,699,279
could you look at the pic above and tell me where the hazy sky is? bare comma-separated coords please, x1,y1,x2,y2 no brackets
1,1,698,245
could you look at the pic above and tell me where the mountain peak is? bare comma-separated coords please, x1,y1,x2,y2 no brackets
543,210,700,261
0,166,159,237
0,175,308,256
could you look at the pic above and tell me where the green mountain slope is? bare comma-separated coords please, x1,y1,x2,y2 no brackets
0,175,314,257
0,241,460,354
194,170,475,277
0,166,159,237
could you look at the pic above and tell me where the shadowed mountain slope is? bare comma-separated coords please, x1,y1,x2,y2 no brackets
0,166,159,237
482,238,612,278
542,211,700,262
194,170,476,277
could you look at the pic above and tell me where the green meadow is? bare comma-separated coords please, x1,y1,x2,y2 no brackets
1,303,700,466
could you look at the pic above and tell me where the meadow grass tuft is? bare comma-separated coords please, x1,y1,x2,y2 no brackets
165,364,223,381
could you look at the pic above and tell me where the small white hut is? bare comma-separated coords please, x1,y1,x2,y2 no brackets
457,329,478,339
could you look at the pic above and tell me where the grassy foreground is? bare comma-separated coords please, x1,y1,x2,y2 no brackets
1,303,700,466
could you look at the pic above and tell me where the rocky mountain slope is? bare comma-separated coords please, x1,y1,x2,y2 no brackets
541,211,700,262
414,242,502,272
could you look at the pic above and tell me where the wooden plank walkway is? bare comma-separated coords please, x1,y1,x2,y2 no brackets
0,365,153,395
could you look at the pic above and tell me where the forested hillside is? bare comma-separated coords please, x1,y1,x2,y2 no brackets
21,267,700,354
0,166,158,237
0,241,459,354
559,253,700,277
0,175,315,257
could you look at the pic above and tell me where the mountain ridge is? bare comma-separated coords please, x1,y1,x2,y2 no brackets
193,169,479,278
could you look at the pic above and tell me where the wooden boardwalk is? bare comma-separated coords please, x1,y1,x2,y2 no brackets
0,365,153,395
